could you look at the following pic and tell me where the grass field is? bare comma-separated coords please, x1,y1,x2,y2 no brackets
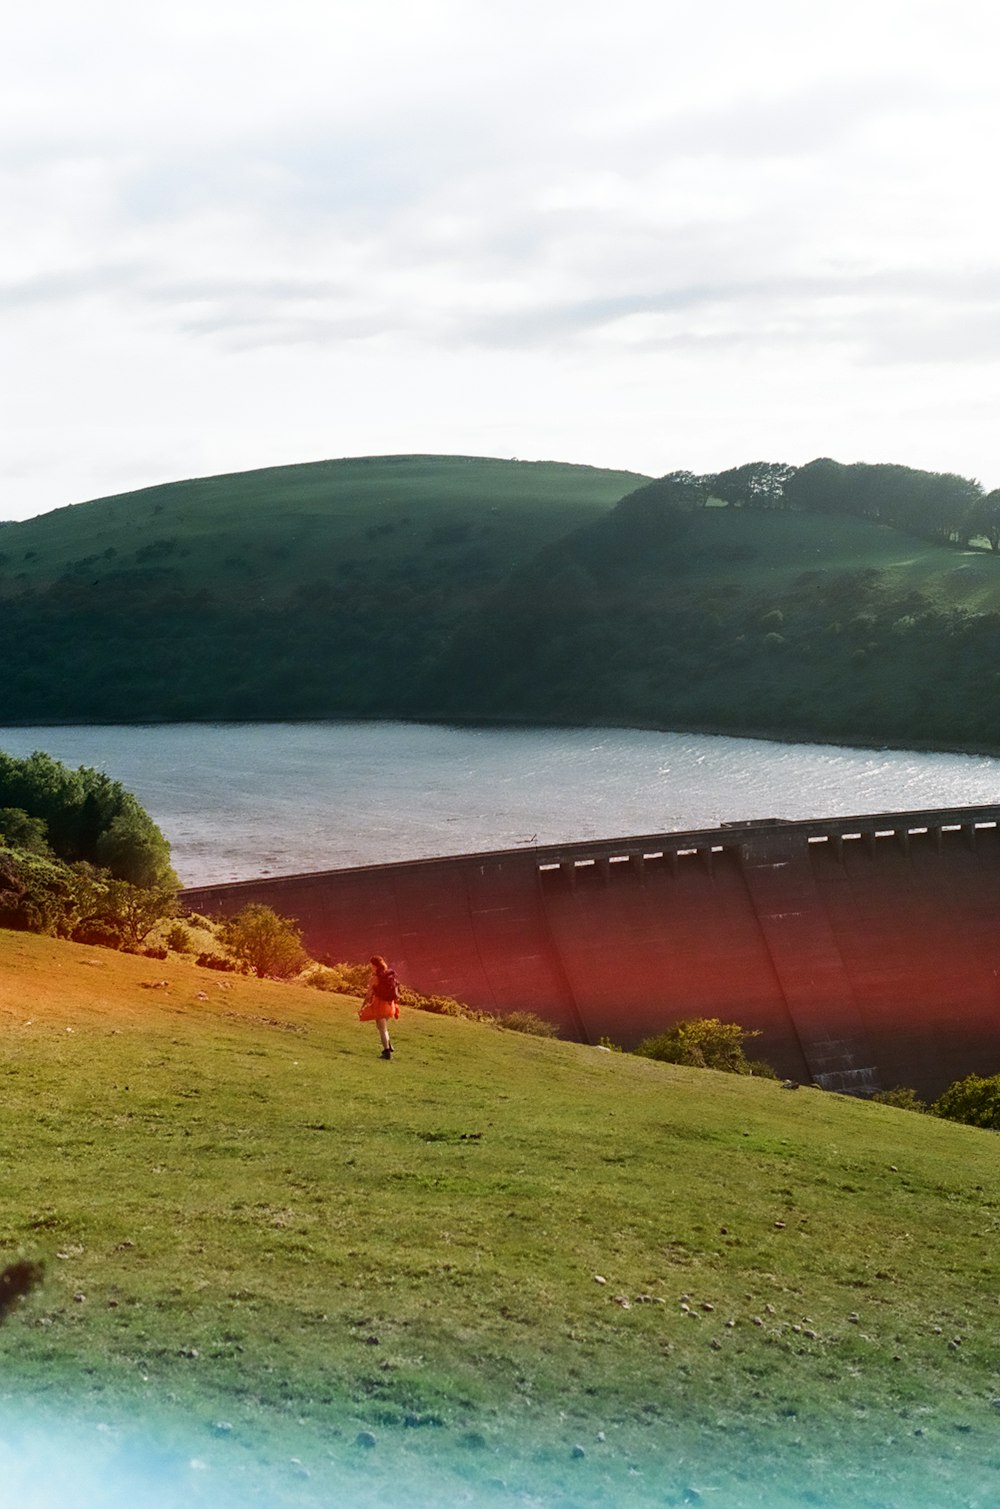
0,454,647,604
2,929,998,1507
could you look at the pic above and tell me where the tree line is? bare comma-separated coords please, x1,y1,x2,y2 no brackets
702,459,999,551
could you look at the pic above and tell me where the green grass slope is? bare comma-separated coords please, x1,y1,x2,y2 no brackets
3,450,1000,744
0,454,646,723
2,930,998,1507
0,455,647,601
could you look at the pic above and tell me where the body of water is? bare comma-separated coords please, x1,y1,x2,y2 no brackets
1,721,999,886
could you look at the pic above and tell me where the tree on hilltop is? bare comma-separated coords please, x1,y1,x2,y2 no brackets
708,461,795,510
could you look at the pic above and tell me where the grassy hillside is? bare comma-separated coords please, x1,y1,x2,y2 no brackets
2,929,999,1508
0,454,646,724
433,505,1000,747
3,452,1000,746
0,455,647,603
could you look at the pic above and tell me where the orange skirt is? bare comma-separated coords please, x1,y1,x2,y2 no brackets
358,1000,399,1022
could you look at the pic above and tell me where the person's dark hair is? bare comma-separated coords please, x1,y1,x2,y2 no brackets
370,954,388,972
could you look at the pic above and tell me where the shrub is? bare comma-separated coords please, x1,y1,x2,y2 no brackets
0,847,98,936
405,992,468,1018
196,952,246,973
165,922,193,953
309,961,371,996
72,879,178,951
494,1010,559,1037
218,904,308,979
635,1017,775,1076
0,808,51,856
872,1086,927,1112
0,750,176,888
306,967,344,992
931,1074,1000,1129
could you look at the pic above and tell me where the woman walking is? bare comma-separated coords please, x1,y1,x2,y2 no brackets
358,954,400,1059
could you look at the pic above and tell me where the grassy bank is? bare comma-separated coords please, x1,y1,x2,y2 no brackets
1,929,998,1507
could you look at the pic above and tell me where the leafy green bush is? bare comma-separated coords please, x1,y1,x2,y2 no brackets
635,1017,775,1076
218,904,307,979
931,1074,1000,1129
0,751,176,890
0,808,51,855
73,880,178,952
872,1086,927,1112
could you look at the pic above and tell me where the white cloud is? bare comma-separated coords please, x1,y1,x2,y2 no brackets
2,0,1000,519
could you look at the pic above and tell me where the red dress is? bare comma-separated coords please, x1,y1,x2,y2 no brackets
358,971,400,1022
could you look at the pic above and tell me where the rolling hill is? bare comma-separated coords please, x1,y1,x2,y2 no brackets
2,452,1000,749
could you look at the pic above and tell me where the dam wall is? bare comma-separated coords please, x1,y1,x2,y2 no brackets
181,804,1000,1099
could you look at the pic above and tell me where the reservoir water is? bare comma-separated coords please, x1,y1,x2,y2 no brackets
2,721,1000,887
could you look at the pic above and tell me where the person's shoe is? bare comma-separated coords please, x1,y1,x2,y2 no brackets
380,1048,393,1060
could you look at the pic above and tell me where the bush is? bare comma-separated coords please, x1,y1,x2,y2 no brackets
0,750,177,890
931,1074,1000,1129
635,1017,775,1076
493,1010,559,1037
218,904,308,979
72,879,178,951
0,808,51,856
196,952,246,973
165,922,193,953
872,1086,927,1112
0,847,98,936
308,961,371,996
404,991,467,1017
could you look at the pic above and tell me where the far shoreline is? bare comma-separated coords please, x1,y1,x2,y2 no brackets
2,711,999,764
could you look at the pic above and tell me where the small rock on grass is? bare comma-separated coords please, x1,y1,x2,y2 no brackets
571,1444,586,1459
355,1431,377,1449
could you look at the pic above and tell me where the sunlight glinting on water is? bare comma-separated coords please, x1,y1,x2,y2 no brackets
2,721,999,886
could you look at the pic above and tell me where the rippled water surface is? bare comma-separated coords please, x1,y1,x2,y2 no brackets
2,721,999,885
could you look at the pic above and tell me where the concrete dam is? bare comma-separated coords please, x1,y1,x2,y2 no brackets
181,802,1000,1100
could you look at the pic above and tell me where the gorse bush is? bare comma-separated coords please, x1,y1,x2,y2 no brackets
0,846,176,950
635,1017,776,1076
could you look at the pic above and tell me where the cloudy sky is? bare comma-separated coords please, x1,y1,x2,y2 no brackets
3,0,999,520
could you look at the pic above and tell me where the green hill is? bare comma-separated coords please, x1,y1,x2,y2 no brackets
0,454,646,723
433,502,1000,747
3,451,1000,747
1,928,998,1507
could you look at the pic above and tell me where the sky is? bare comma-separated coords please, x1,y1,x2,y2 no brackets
3,0,1000,521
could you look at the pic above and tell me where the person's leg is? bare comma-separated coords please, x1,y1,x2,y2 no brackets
377,1019,392,1054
